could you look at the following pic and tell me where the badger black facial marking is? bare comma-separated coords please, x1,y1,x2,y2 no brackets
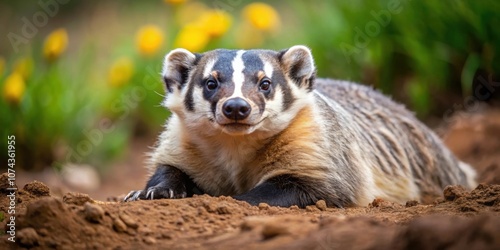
273,69,295,111
163,76,175,93
184,83,195,112
289,60,305,84
211,50,237,86
242,51,264,74
180,54,203,112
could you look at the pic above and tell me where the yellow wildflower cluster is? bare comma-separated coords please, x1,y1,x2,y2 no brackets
43,28,68,61
3,72,26,104
174,4,232,52
2,57,34,104
174,23,210,52
242,2,280,32
108,57,135,87
236,2,280,48
136,25,165,57
3,28,69,104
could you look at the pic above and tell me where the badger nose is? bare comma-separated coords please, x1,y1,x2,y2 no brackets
222,98,251,120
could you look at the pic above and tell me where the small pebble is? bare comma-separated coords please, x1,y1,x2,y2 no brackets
315,200,327,211
143,236,156,245
119,212,138,229
405,200,419,207
83,202,105,223
306,205,318,212
113,218,127,233
258,203,270,210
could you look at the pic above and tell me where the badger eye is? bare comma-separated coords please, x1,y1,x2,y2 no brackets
206,79,219,91
259,79,271,92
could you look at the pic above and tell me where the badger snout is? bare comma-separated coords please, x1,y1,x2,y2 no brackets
222,98,252,121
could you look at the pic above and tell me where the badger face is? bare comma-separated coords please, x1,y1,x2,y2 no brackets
161,46,316,137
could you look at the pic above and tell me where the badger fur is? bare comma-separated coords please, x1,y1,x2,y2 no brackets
124,45,476,208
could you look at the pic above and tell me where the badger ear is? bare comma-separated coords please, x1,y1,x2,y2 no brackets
162,48,198,93
278,45,316,89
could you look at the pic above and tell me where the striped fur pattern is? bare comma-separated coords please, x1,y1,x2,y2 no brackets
124,45,476,207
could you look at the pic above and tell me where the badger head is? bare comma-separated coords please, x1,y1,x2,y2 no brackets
161,45,316,137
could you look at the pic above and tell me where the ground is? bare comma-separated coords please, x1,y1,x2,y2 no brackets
1,109,500,249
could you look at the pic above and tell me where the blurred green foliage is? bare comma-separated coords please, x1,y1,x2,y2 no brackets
0,0,498,170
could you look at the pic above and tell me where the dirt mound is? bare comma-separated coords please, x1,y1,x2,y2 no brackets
2,110,500,249
1,173,499,249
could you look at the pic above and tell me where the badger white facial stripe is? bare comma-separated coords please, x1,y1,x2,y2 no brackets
230,50,246,98
203,58,216,78
263,61,274,78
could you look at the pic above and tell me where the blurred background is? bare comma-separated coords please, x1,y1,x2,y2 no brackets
1,0,499,199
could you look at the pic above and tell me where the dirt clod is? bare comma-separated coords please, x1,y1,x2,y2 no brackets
144,236,157,245
17,228,39,247
113,218,128,233
83,202,105,223
443,185,467,201
63,192,93,205
305,205,318,212
259,203,270,210
405,200,419,207
316,200,327,211
119,212,139,229
23,181,50,197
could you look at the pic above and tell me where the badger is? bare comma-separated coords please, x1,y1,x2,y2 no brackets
124,45,476,208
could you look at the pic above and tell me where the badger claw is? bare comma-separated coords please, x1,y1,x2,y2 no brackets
124,184,188,202
124,165,196,202
124,190,145,201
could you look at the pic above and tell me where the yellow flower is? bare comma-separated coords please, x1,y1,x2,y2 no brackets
3,72,26,104
136,25,164,57
0,56,5,77
173,23,210,52
175,1,208,25
43,28,68,61
13,57,34,80
198,9,232,38
235,22,264,49
164,0,187,4
108,57,134,87
242,2,280,32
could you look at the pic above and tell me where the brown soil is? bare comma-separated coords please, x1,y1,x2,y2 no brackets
2,109,500,250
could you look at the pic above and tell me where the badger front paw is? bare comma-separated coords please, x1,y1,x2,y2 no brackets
123,164,199,202
124,182,187,201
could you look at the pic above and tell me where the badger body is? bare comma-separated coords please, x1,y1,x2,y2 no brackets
124,46,476,207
